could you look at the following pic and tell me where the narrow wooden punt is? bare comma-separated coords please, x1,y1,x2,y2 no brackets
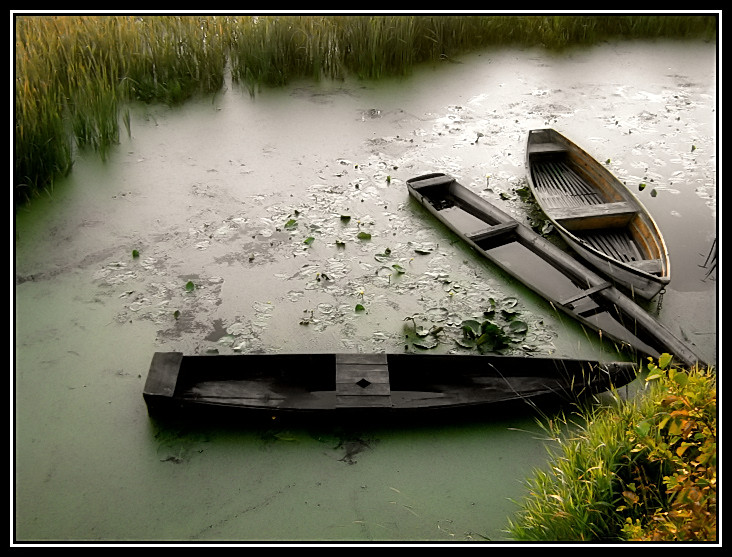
526,129,670,300
143,352,637,418
406,173,706,369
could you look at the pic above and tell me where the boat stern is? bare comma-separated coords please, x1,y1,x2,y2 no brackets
143,352,184,415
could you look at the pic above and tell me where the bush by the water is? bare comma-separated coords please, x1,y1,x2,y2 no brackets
506,354,717,542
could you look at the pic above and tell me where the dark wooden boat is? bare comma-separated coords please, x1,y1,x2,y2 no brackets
144,352,636,418
526,129,670,300
406,173,707,368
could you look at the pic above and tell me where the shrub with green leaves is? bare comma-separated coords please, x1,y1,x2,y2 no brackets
506,354,716,542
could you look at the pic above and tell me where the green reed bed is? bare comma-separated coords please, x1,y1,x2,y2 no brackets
14,14,716,204
506,355,717,542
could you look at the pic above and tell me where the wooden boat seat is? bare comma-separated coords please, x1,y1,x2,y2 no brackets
553,201,637,230
408,174,455,190
335,353,392,408
467,222,518,244
528,142,569,155
627,258,664,275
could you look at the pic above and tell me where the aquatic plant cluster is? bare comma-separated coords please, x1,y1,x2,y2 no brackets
14,14,716,204
506,355,716,542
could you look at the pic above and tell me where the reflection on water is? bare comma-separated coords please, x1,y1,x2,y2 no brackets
14,40,716,542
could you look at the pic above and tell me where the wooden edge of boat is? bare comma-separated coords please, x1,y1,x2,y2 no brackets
143,351,639,418
525,129,671,297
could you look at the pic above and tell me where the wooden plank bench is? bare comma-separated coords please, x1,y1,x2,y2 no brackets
552,201,637,230
627,258,665,275
528,142,569,155
336,353,392,408
467,222,519,245
408,174,455,190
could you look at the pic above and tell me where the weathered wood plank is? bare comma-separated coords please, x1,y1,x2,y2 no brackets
406,174,455,190
467,222,518,243
627,258,664,274
528,142,568,155
551,201,635,222
336,394,393,408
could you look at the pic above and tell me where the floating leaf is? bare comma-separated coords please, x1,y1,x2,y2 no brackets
355,303,366,312
374,247,391,261
606,158,611,164
509,320,529,335
185,281,195,292
461,319,483,339
456,337,477,349
475,321,511,353
284,218,298,229
650,189,658,197
132,249,140,258
414,248,432,254
392,264,406,274
413,336,439,349
340,215,351,222
691,145,696,152
638,183,646,191
304,236,314,246
173,310,180,320
335,240,346,247
357,231,372,240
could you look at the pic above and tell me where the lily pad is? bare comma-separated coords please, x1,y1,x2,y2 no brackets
508,320,529,335
413,336,439,350
461,319,483,339
357,231,372,240
374,247,391,261
185,281,195,292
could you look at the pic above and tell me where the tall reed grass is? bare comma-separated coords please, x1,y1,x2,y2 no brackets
14,14,717,204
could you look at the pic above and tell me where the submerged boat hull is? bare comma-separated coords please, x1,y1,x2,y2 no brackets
525,129,670,300
143,352,637,418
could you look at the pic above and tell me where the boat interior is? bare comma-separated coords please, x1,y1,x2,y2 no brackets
527,134,663,270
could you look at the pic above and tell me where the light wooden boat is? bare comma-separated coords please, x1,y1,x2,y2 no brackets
526,129,670,300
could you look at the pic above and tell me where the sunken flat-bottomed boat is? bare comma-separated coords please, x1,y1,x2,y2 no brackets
143,352,636,418
406,172,707,368
525,128,670,300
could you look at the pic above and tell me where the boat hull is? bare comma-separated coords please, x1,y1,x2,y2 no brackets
143,352,637,419
525,128,670,300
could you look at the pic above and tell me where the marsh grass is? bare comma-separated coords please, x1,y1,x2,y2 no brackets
14,14,716,204
506,357,717,541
